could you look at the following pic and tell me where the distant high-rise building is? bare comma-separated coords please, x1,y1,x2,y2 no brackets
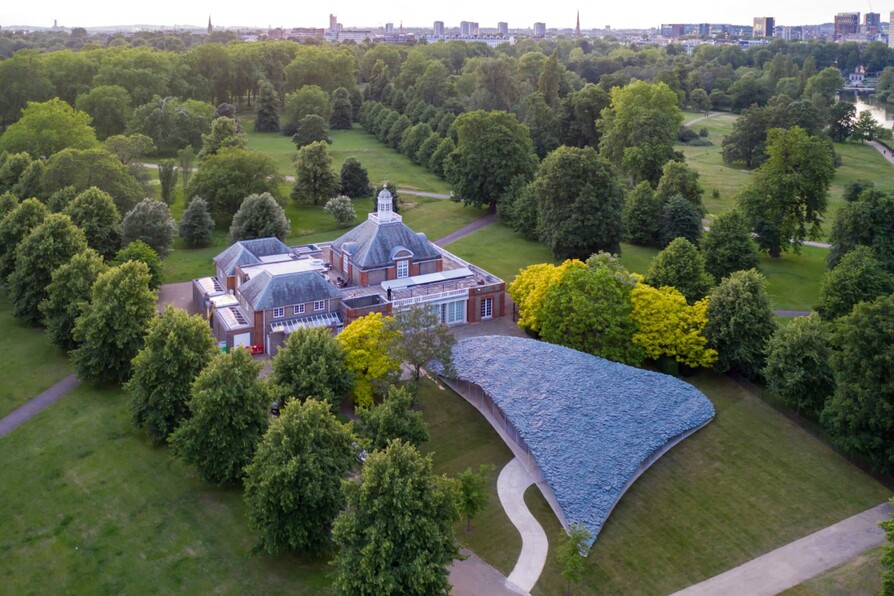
835,12,860,39
698,23,711,36
660,24,686,37
498,22,509,36
778,26,803,41
433,20,445,36
753,17,775,37
385,22,394,34
864,12,880,34
890,12,894,48
533,22,546,37
460,21,479,36
329,14,338,33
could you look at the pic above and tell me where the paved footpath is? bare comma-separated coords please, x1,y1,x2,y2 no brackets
685,112,720,127
435,213,498,247
449,548,528,596
869,141,894,166
0,374,81,437
499,458,549,593
674,502,893,596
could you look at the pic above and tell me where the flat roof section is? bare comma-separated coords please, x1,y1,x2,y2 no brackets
242,258,324,279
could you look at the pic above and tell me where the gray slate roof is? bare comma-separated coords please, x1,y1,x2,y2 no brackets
213,238,290,276
331,220,440,269
443,336,715,548
239,270,340,310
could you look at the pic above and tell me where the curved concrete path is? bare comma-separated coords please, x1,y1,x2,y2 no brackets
673,501,893,596
685,112,720,127
499,457,548,594
435,214,498,247
869,140,894,166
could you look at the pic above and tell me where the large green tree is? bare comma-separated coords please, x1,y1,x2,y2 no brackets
598,81,683,186
127,306,216,444
63,187,122,259
178,197,215,248
764,314,835,417
42,148,143,214
71,261,157,385
659,195,703,248
533,146,624,260
655,160,703,208
198,116,246,159
701,210,760,281
332,440,460,596
827,189,894,273
645,237,714,303
815,246,894,321
291,141,340,205
228,192,290,243
40,248,107,351
244,398,356,555
253,80,280,133
356,385,429,451
121,198,177,258
116,240,163,290
623,181,662,246
445,110,538,213
0,98,98,158
822,294,894,473
75,85,132,140
170,348,270,485
186,147,282,225
128,96,214,156
339,157,371,198
704,269,776,379
9,213,87,324
270,327,354,409
386,306,456,386
0,197,48,280
282,85,332,136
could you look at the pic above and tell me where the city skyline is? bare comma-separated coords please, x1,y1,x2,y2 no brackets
2,1,891,30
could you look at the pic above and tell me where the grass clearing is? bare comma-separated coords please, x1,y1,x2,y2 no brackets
521,371,890,595
0,296,71,418
782,545,884,596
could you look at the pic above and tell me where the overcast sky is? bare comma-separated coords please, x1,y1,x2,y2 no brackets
1,2,887,30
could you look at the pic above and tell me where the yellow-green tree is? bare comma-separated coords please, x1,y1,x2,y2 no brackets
630,283,717,369
338,312,401,408
508,260,586,334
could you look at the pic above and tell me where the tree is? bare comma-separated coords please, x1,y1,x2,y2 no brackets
282,85,332,136
386,306,456,387
0,98,98,158
822,295,894,473
291,114,331,148
690,88,711,114
197,116,246,161
540,266,644,366
630,283,717,369
702,210,760,281
815,246,894,321
339,157,371,198
416,133,442,170
74,85,132,140
178,146,195,192
509,260,587,336
537,50,562,108
356,385,429,451
62,187,121,260
103,133,155,165
338,312,401,409
457,464,496,533
0,152,33,194
428,136,455,179
178,197,215,248
244,398,356,555
659,195,703,248
827,101,856,142
126,306,217,444
881,500,894,595
764,314,835,417
446,110,538,213
186,147,282,226
400,123,434,162
128,96,214,156
556,524,591,596
42,148,143,214
598,81,684,185
623,182,662,246
739,127,835,257
40,248,107,351
270,327,354,410
521,93,561,159
804,67,845,109
0,192,18,218
330,87,354,130
292,141,340,206
645,237,714,303
655,160,703,208
116,240,163,289
253,80,280,133
851,110,881,143
121,198,177,258
560,84,610,149
323,195,357,228
332,440,460,596
721,105,771,168
71,261,157,385
828,189,894,272
152,160,175,206
386,115,411,150
9,213,87,324
229,192,290,242
842,179,875,203
533,146,624,260
13,159,43,201
0,198,48,280
704,269,776,379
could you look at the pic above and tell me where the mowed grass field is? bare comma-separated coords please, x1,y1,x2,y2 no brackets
782,545,884,596
0,296,71,418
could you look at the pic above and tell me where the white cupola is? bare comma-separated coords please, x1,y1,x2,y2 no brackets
369,184,402,225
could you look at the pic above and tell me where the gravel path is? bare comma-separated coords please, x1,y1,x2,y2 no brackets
0,374,81,437
673,502,893,596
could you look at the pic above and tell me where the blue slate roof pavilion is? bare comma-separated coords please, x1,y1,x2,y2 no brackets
442,335,716,549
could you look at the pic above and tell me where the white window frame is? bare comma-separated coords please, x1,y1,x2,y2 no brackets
294,304,305,315
273,307,284,318
396,259,409,279
342,253,349,274
480,298,493,319
439,300,466,325
314,300,325,311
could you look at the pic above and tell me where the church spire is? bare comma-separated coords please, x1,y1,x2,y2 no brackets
575,11,581,38
207,16,213,34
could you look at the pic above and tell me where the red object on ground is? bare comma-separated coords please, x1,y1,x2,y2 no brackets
244,344,264,355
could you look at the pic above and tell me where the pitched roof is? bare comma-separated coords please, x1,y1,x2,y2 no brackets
213,238,291,276
239,269,340,311
331,220,440,269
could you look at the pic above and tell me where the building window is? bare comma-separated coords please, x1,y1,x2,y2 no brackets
480,298,493,319
342,253,349,274
294,304,305,315
397,260,409,279
273,307,284,318
439,300,465,325
314,300,325,311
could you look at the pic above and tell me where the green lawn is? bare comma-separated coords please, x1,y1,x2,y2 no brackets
522,371,890,595
782,545,884,596
0,297,71,418
446,222,554,282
